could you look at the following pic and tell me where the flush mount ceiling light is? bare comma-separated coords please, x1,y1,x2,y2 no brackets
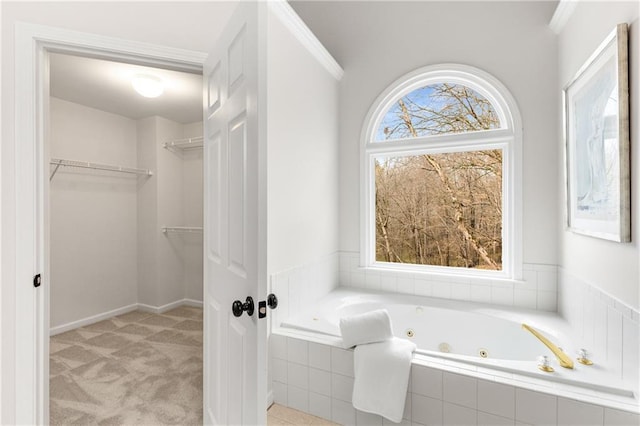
131,74,164,98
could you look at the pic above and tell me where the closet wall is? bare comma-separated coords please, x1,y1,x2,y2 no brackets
137,116,203,309
50,98,139,329
50,97,203,332
182,122,204,302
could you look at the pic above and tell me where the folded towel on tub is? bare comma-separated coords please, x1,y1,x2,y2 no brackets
352,337,416,423
339,309,393,348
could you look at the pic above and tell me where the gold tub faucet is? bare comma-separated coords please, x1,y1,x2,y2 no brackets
522,323,574,369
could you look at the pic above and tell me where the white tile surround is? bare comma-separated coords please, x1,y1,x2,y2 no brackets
269,251,640,425
271,251,559,329
558,268,640,398
338,252,559,312
269,252,340,329
270,332,640,426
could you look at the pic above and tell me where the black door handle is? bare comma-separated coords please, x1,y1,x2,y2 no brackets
267,293,278,309
232,296,254,317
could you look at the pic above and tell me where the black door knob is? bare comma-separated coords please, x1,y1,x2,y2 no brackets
232,296,254,317
267,293,278,309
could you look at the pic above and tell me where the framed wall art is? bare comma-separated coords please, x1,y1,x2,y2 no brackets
564,23,630,242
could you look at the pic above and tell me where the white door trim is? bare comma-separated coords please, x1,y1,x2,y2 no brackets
13,22,206,424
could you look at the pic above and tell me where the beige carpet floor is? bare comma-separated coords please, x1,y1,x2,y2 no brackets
50,306,203,425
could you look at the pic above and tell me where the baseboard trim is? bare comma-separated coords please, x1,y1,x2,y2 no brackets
50,298,203,335
183,298,203,308
138,299,185,314
50,303,139,336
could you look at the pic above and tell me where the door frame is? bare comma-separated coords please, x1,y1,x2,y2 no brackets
13,22,206,424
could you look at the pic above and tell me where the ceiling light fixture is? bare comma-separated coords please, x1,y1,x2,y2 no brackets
132,74,164,98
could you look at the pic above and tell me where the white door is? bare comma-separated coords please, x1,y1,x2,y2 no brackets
203,2,267,425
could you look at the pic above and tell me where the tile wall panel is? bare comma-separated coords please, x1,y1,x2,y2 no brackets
338,251,557,312
270,252,340,328
558,268,640,396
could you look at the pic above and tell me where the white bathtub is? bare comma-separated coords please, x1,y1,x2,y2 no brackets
278,287,635,400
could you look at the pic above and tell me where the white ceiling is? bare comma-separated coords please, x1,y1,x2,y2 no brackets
50,53,202,124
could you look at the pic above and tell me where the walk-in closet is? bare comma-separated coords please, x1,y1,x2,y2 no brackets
47,52,204,424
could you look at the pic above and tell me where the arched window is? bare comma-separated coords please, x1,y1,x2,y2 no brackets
361,64,522,279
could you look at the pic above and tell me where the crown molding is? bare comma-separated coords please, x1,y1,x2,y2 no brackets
268,0,344,81
549,0,579,34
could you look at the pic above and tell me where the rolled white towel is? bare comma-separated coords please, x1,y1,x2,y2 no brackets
339,309,393,348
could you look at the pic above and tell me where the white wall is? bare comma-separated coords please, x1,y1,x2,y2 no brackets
155,117,187,306
49,98,139,328
182,121,204,302
265,10,341,407
266,10,340,275
557,2,639,310
556,1,640,397
137,117,159,307
137,117,204,307
290,1,560,267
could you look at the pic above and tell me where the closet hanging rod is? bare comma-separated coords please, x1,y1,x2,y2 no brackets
49,158,153,181
162,226,203,234
163,136,204,150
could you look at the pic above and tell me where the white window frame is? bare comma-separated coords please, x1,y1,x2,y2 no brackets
360,64,523,281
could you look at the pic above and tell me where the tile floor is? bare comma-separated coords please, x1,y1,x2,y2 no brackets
268,403,339,425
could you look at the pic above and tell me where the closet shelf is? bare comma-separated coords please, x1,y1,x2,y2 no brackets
49,158,153,181
162,226,203,234
163,136,203,151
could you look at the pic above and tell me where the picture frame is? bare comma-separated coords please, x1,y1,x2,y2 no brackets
564,23,630,242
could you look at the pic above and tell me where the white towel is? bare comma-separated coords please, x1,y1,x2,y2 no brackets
352,337,416,423
339,309,393,348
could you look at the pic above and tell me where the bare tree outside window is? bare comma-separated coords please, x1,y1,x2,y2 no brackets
374,83,503,270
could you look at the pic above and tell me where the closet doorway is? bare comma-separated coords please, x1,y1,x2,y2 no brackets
47,52,204,424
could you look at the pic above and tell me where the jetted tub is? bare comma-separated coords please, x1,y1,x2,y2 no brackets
278,287,635,400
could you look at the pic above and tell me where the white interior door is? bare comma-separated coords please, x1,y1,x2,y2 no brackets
203,2,267,425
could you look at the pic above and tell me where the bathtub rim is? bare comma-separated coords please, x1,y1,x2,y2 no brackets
283,286,575,341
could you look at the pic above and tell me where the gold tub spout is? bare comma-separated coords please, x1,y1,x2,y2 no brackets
522,324,574,369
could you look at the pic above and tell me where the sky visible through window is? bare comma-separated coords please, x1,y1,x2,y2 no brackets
375,83,500,141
